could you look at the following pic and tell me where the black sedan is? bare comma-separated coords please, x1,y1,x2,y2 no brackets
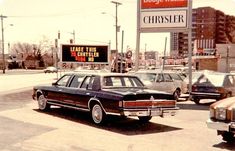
32,72,179,124
190,71,235,104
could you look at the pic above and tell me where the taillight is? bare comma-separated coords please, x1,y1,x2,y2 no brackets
192,85,197,91
119,101,123,107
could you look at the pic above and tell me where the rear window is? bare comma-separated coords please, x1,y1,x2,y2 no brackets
103,76,144,88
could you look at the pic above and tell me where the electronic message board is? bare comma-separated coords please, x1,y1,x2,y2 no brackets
61,44,108,64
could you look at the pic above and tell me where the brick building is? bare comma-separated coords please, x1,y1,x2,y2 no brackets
171,7,235,57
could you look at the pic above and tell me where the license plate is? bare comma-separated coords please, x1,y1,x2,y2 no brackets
150,109,161,116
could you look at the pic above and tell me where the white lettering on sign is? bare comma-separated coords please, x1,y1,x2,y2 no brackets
143,0,163,4
141,0,188,9
140,10,187,28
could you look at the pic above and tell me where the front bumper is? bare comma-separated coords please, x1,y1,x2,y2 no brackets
122,107,179,117
206,118,235,132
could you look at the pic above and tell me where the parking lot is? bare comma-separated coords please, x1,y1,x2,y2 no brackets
0,71,234,151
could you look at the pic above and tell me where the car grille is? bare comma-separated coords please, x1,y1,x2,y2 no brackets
232,109,235,121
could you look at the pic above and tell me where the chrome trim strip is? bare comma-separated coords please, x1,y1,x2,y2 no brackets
191,92,220,96
47,102,89,112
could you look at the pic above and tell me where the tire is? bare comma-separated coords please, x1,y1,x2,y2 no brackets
91,104,105,124
37,94,50,111
222,132,235,143
173,89,181,101
193,98,200,105
138,116,152,123
226,92,232,98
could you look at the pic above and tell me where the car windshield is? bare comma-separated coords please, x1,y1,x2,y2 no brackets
103,76,144,88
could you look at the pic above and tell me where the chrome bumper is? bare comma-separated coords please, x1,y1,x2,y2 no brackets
206,119,235,132
122,107,179,117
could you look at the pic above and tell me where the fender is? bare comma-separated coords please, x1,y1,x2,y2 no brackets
88,96,107,114
36,89,44,98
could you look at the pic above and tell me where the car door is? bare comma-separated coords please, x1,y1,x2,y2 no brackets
61,75,86,106
73,75,97,109
152,73,175,94
46,74,72,103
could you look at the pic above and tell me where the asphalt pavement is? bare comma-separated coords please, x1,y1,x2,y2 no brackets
0,69,59,95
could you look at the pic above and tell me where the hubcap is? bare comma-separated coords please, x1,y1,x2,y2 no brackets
92,104,103,124
38,95,46,110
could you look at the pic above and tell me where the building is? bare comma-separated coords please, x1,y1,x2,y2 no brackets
216,44,235,73
171,7,235,57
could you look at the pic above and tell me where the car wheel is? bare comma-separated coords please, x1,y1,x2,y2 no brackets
37,94,50,111
91,104,105,124
138,116,152,123
193,98,200,105
226,92,232,98
222,132,235,143
173,89,181,101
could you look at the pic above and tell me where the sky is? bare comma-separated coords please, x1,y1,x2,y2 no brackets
0,0,235,54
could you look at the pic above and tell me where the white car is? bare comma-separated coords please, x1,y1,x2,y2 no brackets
44,66,58,73
133,70,186,100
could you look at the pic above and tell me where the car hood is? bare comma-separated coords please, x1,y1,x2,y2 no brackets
210,97,235,109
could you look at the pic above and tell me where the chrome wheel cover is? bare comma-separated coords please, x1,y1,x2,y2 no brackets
92,104,103,124
38,95,47,110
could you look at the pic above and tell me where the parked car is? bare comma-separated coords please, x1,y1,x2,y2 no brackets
132,70,187,100
44,66,58,73
32,72,179,124
206,96,235,142
190,71,235,104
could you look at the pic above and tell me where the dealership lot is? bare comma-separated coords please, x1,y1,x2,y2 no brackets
0,71,234,151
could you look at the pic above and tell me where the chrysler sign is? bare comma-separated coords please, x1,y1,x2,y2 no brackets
139,0,189,31
141,10,187,28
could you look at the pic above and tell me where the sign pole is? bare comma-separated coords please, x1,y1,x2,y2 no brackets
135,0,140,71
188,0,193,94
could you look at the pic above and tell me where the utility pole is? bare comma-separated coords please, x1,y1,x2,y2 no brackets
111,1,121,52
72,30,75,43
226,45,230,73
1,15,7,74
111,1,122,72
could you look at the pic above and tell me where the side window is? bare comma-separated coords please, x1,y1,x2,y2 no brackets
225,75,235,86
157,74,164,82
69,75,85,88
81,76,95,89
164,74,173,82
56,75,71,87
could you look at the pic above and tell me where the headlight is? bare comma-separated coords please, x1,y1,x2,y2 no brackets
215,107,226,120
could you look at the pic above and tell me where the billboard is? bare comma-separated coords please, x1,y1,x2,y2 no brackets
61,44,108,64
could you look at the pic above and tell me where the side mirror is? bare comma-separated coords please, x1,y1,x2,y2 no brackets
52,82,58,86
